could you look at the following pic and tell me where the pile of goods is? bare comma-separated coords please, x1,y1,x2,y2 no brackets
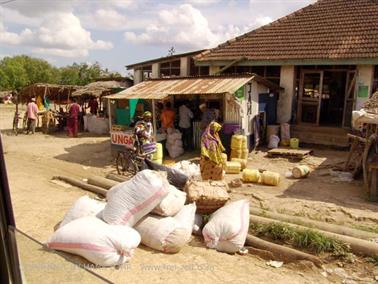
224,135,248,174
166,128,184,158
48,170,250,267
172,160,201,179
184,180,230,214
242,168,281,186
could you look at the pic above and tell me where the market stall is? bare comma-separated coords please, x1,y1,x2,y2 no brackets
71,79,133,135
104,74,283,161
18,83,81,133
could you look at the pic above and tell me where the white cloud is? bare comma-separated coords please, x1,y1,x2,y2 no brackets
0,13,113,58
186,0,220,6
124,4,239,49
81,8,128,30
4,0,73,17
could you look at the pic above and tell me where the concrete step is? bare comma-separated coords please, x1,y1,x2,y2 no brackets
291,125,349,147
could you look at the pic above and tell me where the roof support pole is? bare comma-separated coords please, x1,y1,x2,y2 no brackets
152,99,157,140
107,99,112,133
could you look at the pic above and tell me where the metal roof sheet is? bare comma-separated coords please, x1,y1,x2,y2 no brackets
105,75,263,100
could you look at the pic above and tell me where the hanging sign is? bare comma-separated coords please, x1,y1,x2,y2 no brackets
110,131,134,148
234,86,245,100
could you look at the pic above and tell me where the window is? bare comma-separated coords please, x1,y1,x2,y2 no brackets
189,58,209,76
160,60,181,77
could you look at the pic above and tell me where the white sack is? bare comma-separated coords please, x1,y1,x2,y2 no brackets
102,170,169,226
47,217,141,267
59,196,106,228
202,200,249,253
135,203,196,253
152,185,186,216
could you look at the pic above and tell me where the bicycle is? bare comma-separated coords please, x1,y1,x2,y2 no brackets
116,137,156,176
12,111,27,136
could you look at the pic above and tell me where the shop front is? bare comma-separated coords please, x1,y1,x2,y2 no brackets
105,74,282,161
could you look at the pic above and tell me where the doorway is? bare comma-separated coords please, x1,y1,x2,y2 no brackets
298,69,352,127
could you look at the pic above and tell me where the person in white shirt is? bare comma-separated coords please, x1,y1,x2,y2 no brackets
179,101,194,150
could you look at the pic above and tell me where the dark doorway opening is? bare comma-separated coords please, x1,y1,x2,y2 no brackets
319,71,347,126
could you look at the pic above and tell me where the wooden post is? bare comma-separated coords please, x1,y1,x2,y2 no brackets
107,98,112,132
152,99,157,140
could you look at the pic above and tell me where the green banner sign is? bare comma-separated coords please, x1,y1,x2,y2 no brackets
234,86,245,100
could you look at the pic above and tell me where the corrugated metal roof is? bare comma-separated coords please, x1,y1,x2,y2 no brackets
106,75,260,100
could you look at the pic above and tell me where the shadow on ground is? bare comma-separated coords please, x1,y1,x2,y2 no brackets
54,140,114,168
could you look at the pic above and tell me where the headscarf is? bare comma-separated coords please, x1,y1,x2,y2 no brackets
201,121,225,165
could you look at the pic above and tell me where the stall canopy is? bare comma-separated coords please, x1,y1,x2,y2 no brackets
71,80,130,98
19,83,81,104
105,74,282,100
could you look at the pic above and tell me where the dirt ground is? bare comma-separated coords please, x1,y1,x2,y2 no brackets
1,104,377,283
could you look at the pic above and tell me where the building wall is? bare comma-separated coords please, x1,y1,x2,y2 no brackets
180,57,190,76
356,65,374,110
134,70,143,84
152,63,160,78
209,66,220,75
277,65,295,123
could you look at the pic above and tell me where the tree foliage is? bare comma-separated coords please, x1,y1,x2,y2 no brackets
0,55,122,91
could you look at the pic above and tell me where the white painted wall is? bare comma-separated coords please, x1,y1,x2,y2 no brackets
277,65,295,123
152,63,160,78
180,57,190,76
356,65,374,110
134,69,143,84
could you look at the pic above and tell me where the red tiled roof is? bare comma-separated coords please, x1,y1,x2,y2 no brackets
195,0,378,62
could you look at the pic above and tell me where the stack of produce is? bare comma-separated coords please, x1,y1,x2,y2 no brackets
230,135,249,161
185,180,230,214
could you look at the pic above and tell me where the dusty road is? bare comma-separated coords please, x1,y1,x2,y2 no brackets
1,104,377,283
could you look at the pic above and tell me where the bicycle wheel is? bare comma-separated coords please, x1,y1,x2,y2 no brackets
116,151,138,175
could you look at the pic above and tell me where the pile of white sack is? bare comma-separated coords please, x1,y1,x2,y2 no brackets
47,170,249,267
47,170,194,267
166,128,184,158
172,160,201,179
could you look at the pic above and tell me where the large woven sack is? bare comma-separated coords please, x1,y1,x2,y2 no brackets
102,170,169,226
145,159,188,189
202,200,249,253
47,217,141,267
59,196,106,228
152,184,187,216
135,203,196,253
184,180,230,214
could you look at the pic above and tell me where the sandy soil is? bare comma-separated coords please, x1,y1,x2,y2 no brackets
1,104,377,283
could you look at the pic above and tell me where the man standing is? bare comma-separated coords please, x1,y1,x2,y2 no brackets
67,98,81,137
179,101,193,150
199,103,216,130
160,102,175,130
26,97,38,134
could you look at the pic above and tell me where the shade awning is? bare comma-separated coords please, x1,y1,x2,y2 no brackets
104,75,273,100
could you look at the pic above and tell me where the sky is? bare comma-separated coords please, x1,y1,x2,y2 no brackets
0,0,316,75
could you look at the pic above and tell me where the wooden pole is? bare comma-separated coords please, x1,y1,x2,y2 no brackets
53,176,107,196
152,99,157,140
87,176,118,189
107,98,112,131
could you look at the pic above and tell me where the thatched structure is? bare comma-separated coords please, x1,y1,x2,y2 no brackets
18,83,81,104
0,91,12,103
71,80,132,99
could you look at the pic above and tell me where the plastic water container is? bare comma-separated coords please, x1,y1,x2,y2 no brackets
242,169,260,183
290,138,299,149
152,143,163,160
261,171,280,186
